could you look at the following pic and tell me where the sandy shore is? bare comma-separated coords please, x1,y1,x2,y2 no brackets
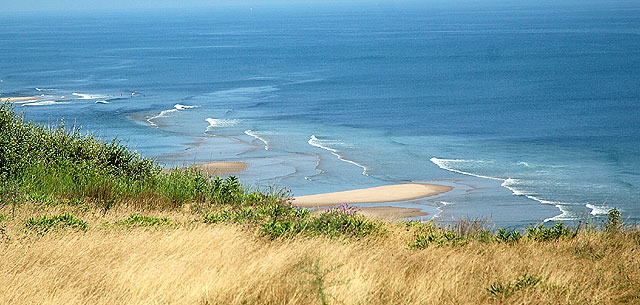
164,161,247,176
294,183,453,208
0,96,41,102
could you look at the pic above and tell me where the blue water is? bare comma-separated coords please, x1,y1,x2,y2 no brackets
2,2,639,227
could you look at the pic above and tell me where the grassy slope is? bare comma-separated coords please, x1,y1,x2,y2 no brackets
1,101,639,304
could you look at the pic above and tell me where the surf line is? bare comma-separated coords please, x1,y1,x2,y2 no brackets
244,130,270,150
147,104,199,127
308,135,369,176
429,157,570,222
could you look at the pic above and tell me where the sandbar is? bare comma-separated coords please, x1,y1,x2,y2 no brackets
294,183,453,208
0,96,41,102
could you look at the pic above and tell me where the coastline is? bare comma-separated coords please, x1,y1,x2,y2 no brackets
0,96,41,102
294,183,453,208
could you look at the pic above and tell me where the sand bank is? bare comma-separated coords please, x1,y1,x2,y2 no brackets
0,96,41,102
164,161,247,176
294,183,453,208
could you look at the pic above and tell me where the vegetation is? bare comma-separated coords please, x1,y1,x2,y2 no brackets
1,101,639,304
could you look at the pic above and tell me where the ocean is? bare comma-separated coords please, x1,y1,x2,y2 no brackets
1,2,639,228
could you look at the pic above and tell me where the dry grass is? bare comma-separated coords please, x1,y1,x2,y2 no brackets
1,207,639,305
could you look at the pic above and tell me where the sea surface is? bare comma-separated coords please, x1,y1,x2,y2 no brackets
2,2,639,228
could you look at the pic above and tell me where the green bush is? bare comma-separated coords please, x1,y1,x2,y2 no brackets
526,223,574,241
605,208,622,233
487,273,542,298
25,213,88,234
117,214,173,227
409,230,464,249
496,228,522,243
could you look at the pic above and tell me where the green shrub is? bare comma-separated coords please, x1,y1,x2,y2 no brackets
117,214,173,227
496,228,522,243
526,223,574,241
605,208,622,233
409,230,465,249
25,213,88,234
487,273,542,298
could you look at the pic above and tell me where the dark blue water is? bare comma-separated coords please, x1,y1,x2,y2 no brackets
1,2,639,227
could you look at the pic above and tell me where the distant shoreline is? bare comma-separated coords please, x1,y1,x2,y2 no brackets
0,96,41,102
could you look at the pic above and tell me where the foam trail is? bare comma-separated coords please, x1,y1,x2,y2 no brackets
244,129,270,150
308,135,369,176
544,205,575,222
23,100,69,106
430,158,502,181
147,109,177,127
72,92,108,100
174,104,199,110
586,203,615,216
431,158,568,221
12,99,40,104
95,100,109,104
35,88,56,91
205,118,240,132
146,104,199,127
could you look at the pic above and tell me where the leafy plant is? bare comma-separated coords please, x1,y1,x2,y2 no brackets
605,208,622,233
487,273,542,298
409,230,464,248
526,223,574,241
25,213,88,234
496,228,522,243
117,214,173,227
296,258,345,305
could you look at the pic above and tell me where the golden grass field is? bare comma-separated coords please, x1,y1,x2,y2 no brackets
1,205,639,305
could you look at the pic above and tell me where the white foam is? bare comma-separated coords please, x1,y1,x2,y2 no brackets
12,99,40,104
586,203,615,216
430,158,502,181
174,104,199,110
544,205,575,222
146,109,178,127
22,100,69,106
205,118,240,132
308,135,369,176
95,100,109,104
72,92,107,100
244,129,270,150
146,104,199,127
35,88,56,92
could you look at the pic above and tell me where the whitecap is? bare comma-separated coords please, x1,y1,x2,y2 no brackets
147,109,178,127
72,92,108,100
430,158,502,181
585,203,616,216
23,100,69,106
146,104,199,127
308,135,369,176
205,118,240,132
244,129,270,150
95,100,109,104
174,104,199,110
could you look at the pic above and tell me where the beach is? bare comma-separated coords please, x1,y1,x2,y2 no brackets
0,96,41,102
